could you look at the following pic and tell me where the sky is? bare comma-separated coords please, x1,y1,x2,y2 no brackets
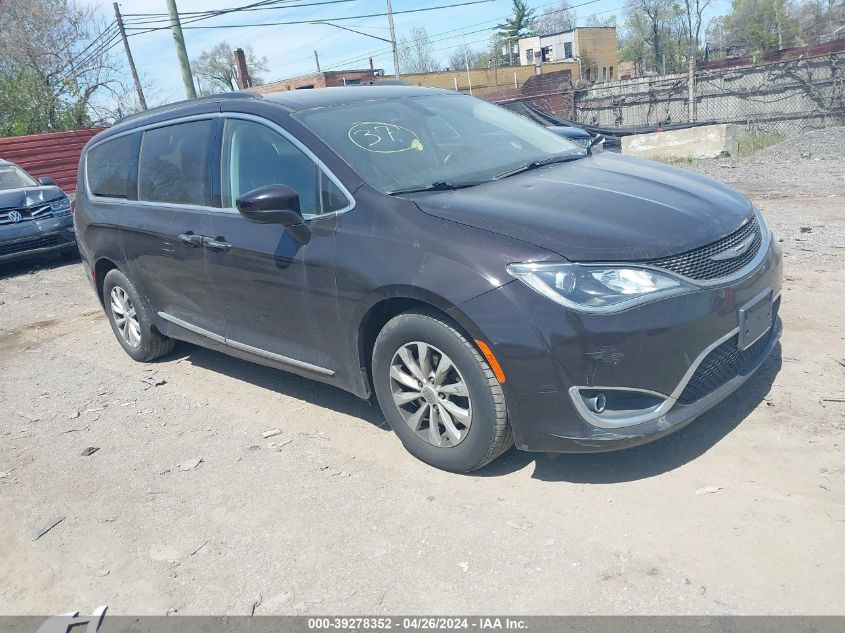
90,0,727,106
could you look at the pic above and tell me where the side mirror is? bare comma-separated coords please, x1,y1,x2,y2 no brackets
236,184,311,245
586,134,606,155
39,176,57,186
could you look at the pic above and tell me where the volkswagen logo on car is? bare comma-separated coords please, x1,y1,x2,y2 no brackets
8,210,22,222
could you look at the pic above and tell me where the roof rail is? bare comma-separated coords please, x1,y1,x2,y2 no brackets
114,91,263,126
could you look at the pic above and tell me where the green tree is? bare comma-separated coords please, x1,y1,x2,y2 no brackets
190,42,268,96
723,0,799,52
0,0,146,136
497,0,536,65
620,0,686,73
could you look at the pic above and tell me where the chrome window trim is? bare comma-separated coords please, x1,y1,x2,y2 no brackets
158,311,334,376
84,112,356,221
219,113,356,219
85,114,218,205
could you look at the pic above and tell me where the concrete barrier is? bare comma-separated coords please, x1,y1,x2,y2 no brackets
622,123,739,159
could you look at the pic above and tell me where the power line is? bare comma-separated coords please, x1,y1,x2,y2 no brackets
125,0,497,32
263,0,620,84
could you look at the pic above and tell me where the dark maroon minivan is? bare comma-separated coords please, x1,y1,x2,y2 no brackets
75,86,782,471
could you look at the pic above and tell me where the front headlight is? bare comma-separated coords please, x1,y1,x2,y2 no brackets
506,262,697,313
51,196,71,217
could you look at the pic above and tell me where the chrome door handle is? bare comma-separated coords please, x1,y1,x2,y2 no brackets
204,238,231,252
178,233,204,247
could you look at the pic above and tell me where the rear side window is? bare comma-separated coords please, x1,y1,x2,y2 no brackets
87,135,134,198
138,120,213,206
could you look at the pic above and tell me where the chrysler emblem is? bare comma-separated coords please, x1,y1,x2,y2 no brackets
711,235,754,261
8,210,23,223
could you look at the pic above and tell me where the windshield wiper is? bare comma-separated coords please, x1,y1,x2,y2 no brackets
387,180,486,196
494,153,586,180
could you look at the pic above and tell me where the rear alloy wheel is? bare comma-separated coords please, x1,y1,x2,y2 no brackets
373,311,512,472
110,286,142,349
103,269,175,362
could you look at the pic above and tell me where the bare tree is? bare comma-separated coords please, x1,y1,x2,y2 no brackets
398,26,441,74
448,47,485,71
191,42,268,96
533,1,576,35
682,0,715,55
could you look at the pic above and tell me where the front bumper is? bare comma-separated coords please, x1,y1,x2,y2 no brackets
456,239,784,453
0,215,76,263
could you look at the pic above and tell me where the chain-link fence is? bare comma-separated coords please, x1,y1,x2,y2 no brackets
571,51,844,137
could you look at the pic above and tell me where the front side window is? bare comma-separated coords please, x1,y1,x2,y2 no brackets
0,165,36,191
138,120,213,206
222,119,332,216
87,134,134,198
294,95,581,195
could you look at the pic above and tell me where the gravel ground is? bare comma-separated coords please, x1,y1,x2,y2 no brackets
1,133,844,615
686,127,845,200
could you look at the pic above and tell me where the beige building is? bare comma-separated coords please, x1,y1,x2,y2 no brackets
518,27,617,82
389,60,581,96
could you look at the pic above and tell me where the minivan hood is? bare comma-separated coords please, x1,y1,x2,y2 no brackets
414,153,753,261
0,186,64,210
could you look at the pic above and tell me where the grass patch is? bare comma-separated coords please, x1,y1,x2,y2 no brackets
737,133,786,156
651,155,698,165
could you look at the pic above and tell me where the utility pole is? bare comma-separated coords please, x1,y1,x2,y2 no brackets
687,48,696,122
314,50,321,73
113,2,147,110
493,46,499,91
386,0,400,79
462,34,473,96
165,0,197,98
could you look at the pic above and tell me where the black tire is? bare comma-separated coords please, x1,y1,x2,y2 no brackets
102,268,175,362
372,310,512,472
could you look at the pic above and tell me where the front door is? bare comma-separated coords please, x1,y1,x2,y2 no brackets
205,116,350,375
121,118,223,336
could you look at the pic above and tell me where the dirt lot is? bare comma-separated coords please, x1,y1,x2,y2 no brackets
1,130,844,615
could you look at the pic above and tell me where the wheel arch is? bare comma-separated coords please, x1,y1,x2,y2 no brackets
355,287,488,398
93,257,120,306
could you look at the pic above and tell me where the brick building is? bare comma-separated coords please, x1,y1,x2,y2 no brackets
252,69,385,93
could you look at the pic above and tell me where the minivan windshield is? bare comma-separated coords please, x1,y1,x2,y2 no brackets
294,94,583,194
0,165,37,191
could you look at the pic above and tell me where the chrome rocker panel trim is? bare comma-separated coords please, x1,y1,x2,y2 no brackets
158,311,335,376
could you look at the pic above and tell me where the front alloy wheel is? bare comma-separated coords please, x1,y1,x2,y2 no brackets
372,311,512,472
389,342,472,447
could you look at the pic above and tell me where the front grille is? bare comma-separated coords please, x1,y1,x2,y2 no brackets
0,235,61,257
0,204,53,225
678,297,780,404
644,216,763,281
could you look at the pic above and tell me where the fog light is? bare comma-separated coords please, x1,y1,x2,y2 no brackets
586,392,606,413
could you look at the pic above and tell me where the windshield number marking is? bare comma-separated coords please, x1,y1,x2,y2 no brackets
348,122,424,153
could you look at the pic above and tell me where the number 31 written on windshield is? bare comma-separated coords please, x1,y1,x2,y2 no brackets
348,122,424,153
